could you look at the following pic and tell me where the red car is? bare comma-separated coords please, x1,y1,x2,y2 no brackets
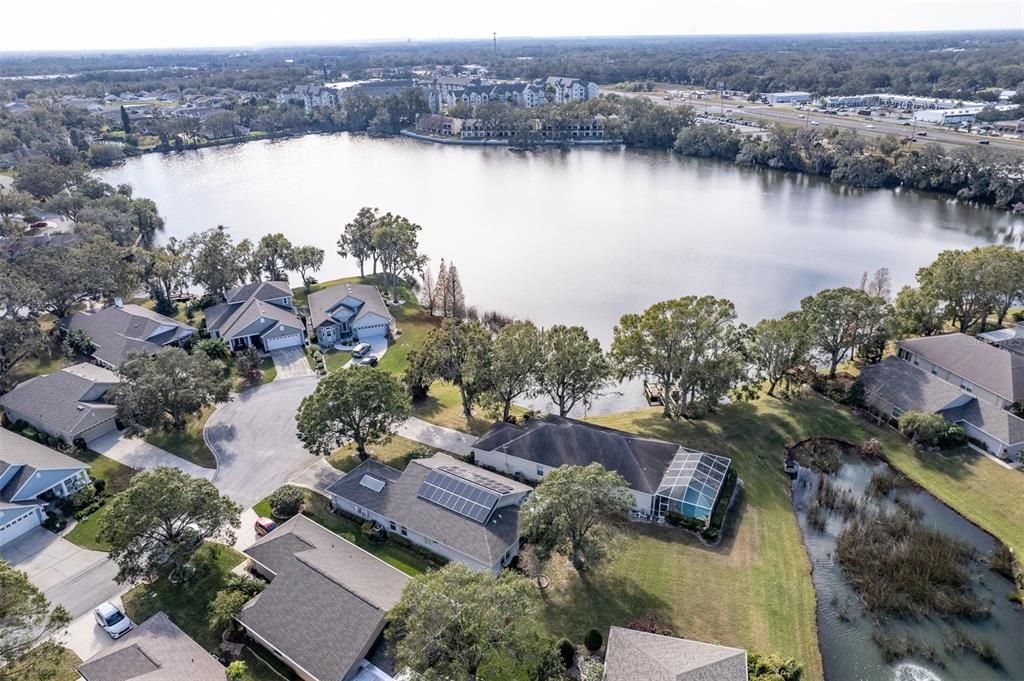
254,517,277,536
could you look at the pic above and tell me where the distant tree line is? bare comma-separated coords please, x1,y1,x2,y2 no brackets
674,123,1024,213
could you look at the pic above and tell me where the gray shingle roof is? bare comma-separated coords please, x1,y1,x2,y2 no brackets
205,281,302,340
64,304,195,368
603,627,747,681
472,415,681,494
0,428,88,472
307,283,394,330
941,399,1024,446
77,611,226,681
326,455,523,568
239,515,409,681
898,333,1024,401
0,363,118,437
859,357,967,414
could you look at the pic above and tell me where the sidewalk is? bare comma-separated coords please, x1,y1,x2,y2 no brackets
397,417,476,456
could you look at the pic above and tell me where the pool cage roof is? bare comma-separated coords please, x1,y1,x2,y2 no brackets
656,448,732,520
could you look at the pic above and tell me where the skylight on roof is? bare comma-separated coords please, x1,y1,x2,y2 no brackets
359,475,386,493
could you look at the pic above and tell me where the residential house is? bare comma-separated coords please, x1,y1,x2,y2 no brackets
472,415,732,525
414,113,463,137
861,352,1024,460
326,453,530,574
308,282,395,346
0,429,90,546
0,363,120,445
204,281,305,352
238,514,409,681
543,76,599,104
63,303,196,369
603,626,748,681
77,611,226,681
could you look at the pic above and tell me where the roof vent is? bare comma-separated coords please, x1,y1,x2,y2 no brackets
76,405,85,411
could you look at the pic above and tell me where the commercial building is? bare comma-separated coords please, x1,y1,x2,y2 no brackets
765,91,811,105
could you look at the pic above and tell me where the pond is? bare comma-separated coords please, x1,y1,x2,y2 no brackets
790,442,1024,681
100,134,1022,414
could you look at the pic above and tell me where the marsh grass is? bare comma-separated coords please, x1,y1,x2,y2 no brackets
835,509,986,620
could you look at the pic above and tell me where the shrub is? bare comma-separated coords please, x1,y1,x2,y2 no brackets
225,661,248,681
93,479,107,495
61,486,96,513
583,628,603,653
940,422,967,448
580,659,604,681
268,485,304,518
748,651,804,681
842,380,866,407
208,588,250,635
664,510,684,526
861,438,883,457
557,638,576,668
898,410,947,446
195,337,231,361
360,520,385,542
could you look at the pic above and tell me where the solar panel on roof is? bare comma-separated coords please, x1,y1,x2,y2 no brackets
417,469,500,523
435,464,514,495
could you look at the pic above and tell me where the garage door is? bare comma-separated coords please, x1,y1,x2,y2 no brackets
265,333,303,351
355,324,388,340
0,508,41,547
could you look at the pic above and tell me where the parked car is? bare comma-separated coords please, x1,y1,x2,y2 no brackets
94,602,133,639
351,342,372,358
255,517,278,536
978,140,990,145
916,132,928,137
357,355,379,367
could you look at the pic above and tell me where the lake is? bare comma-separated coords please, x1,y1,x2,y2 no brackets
790,448,1024,681
101,134,1022,413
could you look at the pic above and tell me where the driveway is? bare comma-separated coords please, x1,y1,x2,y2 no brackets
63,595,127,660
271,347,314,379
90,430,215,479
0,528,122,619
204,377,319,507
340,337,388,368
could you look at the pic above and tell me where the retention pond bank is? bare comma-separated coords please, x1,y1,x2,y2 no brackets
790,440,1023,681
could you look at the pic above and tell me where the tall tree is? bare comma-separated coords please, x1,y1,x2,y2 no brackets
130,197,164,248
120,105,132,134
0,189,32,220
0,562,71,675
433,258,451,317
445,262,466,318
521,463,633,571
420,261,437,315
101,467,241,583
373,213,427,301
892,285,944,337
235,238,264,285
611,299,690,418
256,233,293,280
489,320,542,421
287,244,325,289
425,319,493,417
387,563,541,681
109,348,231,432
296,366,410,458
916,248,994,334
537,325,610,417
746,312,811,396
0,266,45,387
981,245,1024,327
337,206,379,277
863,267,892,300
144,238,191,308
188,227,244,296
800,287,873,379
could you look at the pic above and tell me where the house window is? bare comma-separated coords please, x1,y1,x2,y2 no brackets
960,382,973,393
536,466,544,477
389,521,396,531
400,526,408,536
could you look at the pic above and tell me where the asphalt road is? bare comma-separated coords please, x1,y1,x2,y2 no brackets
612,90,1024,153
46,557,122,620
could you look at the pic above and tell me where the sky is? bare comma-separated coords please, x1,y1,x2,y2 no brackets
4,0,1023,52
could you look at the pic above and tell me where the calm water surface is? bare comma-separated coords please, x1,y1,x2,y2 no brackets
101,134,1021,413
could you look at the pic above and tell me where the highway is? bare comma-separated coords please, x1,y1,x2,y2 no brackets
609,89,1024,153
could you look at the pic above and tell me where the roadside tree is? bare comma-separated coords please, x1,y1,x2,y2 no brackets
521,463,633,571
101,467,241,583
296,366,410,458
0,562,71,675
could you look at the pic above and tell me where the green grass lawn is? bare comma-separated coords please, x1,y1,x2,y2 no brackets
143,405,217,468
229,356,276,390
121,543,246,651
9,643,82,681
64,451,138,551
5,351,68,388
327,434,435,473
251,490,437,576
410,381,519,436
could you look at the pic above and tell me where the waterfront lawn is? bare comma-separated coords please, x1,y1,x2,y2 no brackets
143,405,217,469
5,351,68,388
410,382,497,436
65,451,138,551
121,543,247,652
327,434,436,473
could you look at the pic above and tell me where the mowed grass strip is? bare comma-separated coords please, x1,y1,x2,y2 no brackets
143,405,217,468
